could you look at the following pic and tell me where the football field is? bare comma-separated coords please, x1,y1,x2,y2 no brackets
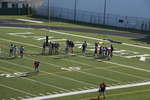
0,27,150,100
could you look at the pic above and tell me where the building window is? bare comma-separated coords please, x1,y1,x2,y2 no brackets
12,3,18,8
2,2,8,8
22,4,26,8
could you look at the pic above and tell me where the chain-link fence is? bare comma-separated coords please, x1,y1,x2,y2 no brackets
36,6,150,31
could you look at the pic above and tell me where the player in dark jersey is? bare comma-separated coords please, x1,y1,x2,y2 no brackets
9,44,14,57
82,41,87,55
19,46,24,58
110,44,114,57
94,42,98,57
98,82,106,99
34,61,40,72
42,42,46,55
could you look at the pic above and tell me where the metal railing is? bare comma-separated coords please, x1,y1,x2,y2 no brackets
37,6,150,31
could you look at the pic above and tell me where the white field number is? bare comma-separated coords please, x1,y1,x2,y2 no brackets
0,72,28,78
61,67,81,71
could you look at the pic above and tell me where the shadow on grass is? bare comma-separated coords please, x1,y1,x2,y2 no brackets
90,99,98,100
0,56,16,60
21,71,39,77
132,35,150,44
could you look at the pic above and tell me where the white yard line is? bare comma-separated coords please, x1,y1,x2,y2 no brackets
48,57,121,83
0,57,95,88
17,19,44,23
0,61,68,92
64,58,149,80
107,69,149,80
0,38,40,48
123,43,150,49
0,84,35,96
63,58,149,81
101,60,150,73
79,55,150,74
23,56,96,87
78,71,121,83
22,81,150,100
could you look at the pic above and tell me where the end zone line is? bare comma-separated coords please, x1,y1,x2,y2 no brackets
22,81,150,100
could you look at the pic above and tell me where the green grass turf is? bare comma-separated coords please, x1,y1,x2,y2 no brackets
0,27,150,100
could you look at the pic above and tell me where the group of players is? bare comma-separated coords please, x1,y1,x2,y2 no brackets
94,42,114,59
65,40,75,54
42,41,60,55
9,44,24,58
41,37,114,60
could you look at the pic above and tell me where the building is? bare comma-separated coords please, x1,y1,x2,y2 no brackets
35,0,150,31
0,0,30,9
0,0,32,15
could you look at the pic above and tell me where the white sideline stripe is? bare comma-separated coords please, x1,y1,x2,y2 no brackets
49,30,108,42
17,19,44,23
0,26,150,50
0,84,35,96
23,81,150,100
49,30,150,50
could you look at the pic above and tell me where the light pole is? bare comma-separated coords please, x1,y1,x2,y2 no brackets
103,0,107,24
74,0,77,23
48,0,50,23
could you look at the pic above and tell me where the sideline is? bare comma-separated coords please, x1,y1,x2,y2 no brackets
22,81,150,100
0,26,150,49
49,30,150,49
17,19,44,23
80,88,150,100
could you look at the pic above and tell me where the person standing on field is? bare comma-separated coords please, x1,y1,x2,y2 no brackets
98,82,107,99
9,44,14,57
33,61,41,72
82,41,87,55
19,46,24,58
